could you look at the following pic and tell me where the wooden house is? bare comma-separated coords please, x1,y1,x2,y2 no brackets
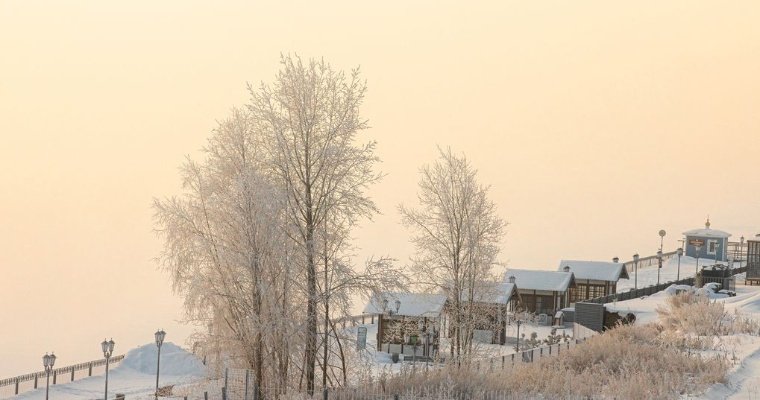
683,218,732,262
558,260,629,304
503,269,575,316
362,292,447,359
451,281,520,344
747,236,760,285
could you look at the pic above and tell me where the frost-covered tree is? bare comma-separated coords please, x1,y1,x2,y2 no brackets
248,55,382,394
153,108,296,396
156,56,398,395
399,147,506,361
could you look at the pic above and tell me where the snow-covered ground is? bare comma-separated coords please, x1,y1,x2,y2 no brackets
616,255,742,292
604,281,760,400
15,278,760,399
7,343,207,400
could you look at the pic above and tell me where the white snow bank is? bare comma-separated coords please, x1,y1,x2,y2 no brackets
119,342,206,376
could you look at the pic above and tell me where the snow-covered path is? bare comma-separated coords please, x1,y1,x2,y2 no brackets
5,343,207,400
616,256,741,292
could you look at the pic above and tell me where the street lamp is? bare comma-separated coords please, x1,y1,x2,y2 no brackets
656,250,663,285
154,329,166,400
514,316,524,352
101,339,115,400
677,247,683,280
43,353,56,400
633,254,640,290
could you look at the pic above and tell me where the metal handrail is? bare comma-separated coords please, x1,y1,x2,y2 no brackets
0,354,125,388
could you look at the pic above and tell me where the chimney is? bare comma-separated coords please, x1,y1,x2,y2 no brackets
508,275,516,284
563,265,570,272
612,257,619,263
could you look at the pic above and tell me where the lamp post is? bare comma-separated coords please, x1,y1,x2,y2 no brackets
658,230,666,285
515,317,523,352
101,339,115,400
656,250,663,286
154,329,166,400
677,247,683,281
633,254,640,290
43,353,56,400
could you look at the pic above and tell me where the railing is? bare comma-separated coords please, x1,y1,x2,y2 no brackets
584,265,748,305
0,355,124,397
176,340,590,400
622,250,678,271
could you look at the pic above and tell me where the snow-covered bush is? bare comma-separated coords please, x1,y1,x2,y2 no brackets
658,291,760,339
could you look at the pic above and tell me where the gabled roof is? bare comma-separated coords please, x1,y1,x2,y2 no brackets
363,292,447,317
683,228,731,239
558,260,629,281
503,269,575,292
459,282,517,305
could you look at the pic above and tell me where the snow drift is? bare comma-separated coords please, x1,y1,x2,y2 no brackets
119,342,206,376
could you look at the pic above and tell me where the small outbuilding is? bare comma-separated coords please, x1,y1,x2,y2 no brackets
503,269,575,316
453,281,520,344
363,292,446,358
558,260,629,304
747,235,760,285
683,218,731,262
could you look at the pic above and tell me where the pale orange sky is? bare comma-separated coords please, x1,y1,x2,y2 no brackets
1,1,759,376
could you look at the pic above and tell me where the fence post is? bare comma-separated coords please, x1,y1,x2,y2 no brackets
362,315,365,324
34,374,38,389
244,369,249,400
53,370,57,385
204,392,208,400
394,395,400,400
89,362,93,377
15,378,19,395
71,367,75,381
501,355,505,369
224,367,229,394
511,353,515,365
323,387,329,400
540,347,543,357
222,386,227,400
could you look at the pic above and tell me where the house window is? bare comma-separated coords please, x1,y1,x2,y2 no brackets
535,297,542,313
707,240,718,255
588,285,606,299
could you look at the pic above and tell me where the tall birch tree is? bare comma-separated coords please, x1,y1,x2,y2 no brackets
248,55,381,394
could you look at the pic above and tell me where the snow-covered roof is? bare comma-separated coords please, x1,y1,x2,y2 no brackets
503,269,575,292
683,228,731,239
362,292,447,317
558,260,629,281
459,282,517,304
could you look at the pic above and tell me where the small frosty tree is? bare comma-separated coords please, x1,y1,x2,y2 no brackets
399,147,506,362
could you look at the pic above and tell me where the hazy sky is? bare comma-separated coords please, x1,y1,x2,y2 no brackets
2,1,759,376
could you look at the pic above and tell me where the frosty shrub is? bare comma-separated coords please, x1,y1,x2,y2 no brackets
658,291,759,338
357,323,726,400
